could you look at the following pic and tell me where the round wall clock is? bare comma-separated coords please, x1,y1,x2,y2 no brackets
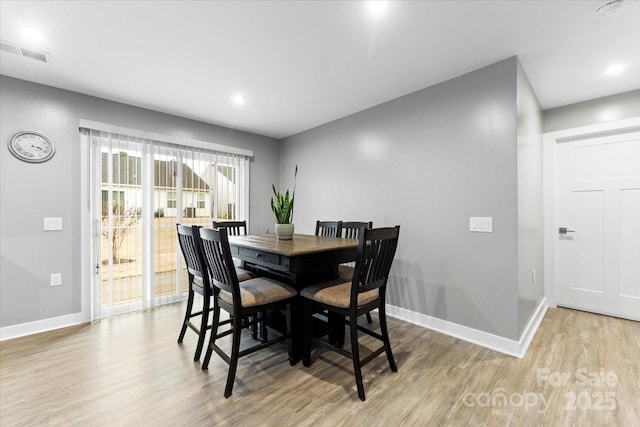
7,130,55,163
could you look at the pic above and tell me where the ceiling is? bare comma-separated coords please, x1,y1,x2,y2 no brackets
1,1,639,139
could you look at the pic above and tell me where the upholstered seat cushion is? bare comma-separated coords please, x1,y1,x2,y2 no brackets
192,267,253,290
219,277,297,308
192,275,204,289
338,265,355,280
235,267,254,282
300,278,378,309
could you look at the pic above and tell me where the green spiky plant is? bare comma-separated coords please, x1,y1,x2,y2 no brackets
271,165,298,224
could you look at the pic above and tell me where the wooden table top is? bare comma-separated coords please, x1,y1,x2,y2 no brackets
228,233,358,257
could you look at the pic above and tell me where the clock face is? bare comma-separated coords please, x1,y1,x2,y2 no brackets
8,131,55,163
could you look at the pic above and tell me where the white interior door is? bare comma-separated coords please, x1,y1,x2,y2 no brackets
556,131,640,321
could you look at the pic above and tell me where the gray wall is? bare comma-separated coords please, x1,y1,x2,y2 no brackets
543,89,640,132
0,75,279,328
281,57,527,340
516,60,544,336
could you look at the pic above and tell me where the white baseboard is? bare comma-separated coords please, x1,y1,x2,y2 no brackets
1,300,549,357
0,313,86,341
386,297,547,358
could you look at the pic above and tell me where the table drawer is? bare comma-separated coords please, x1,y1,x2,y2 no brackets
238,247,281,265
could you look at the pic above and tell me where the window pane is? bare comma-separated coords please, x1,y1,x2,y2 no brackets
100,142,144,314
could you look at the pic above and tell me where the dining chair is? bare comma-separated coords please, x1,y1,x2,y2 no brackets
339,221,374,324
315,220,342,237
177,224,255,361
212,220,264,340
212,220,247,236
301,226,400,401
198,227,297,398
176,224,213,361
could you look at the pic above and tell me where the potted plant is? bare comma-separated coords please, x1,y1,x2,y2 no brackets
271,165,298,240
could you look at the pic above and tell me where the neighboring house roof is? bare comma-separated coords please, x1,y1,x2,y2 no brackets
101,153,209,190
217,165,236,183
200,163,236,188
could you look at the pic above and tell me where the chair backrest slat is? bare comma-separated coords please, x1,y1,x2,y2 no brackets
177,224,204,279
197,227,239,298
212,220,248,236
342,221,372,239
315,220,342,237
351,226,400,297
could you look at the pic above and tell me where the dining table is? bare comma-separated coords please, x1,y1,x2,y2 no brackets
228,233,358,288
227,233,359,363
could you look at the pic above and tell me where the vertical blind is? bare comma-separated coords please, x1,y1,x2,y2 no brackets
81,127,250,319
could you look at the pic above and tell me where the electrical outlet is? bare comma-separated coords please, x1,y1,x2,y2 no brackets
50,273,62,287
532,269,536,284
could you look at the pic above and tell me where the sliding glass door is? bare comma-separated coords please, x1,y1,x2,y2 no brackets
84,128,249,319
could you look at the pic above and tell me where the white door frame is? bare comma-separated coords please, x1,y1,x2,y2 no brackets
542,117,640,309
80,130,93,323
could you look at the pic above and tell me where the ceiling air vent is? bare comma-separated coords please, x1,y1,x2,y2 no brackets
0,39,51,63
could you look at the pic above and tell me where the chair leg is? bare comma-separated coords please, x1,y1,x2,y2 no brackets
349,315,366,401
365,312,373,324
193,294,210,361
224,315,243,398
178,287,195,343
302,302,311,367
202,304,220,370
250,313,258,340
379,303,397,372
260,310,269,342
285,303,294,366
328,312,345,348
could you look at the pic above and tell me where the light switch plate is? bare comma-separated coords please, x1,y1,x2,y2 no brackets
470,217,493,233
50,273,62,287
43,217,63,231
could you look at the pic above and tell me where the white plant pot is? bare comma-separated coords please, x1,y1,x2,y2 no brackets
275,223,294,240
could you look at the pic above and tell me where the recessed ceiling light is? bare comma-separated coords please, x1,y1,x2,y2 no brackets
21,27,45,45
366,1,389,18
231,94,246,106
604,64,625,76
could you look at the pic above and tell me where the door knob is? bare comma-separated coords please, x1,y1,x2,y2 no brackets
559,227,575,234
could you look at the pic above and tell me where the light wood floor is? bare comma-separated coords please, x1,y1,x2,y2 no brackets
1,305,638,426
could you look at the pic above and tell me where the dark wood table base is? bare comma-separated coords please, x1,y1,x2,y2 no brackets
228,234,357,364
